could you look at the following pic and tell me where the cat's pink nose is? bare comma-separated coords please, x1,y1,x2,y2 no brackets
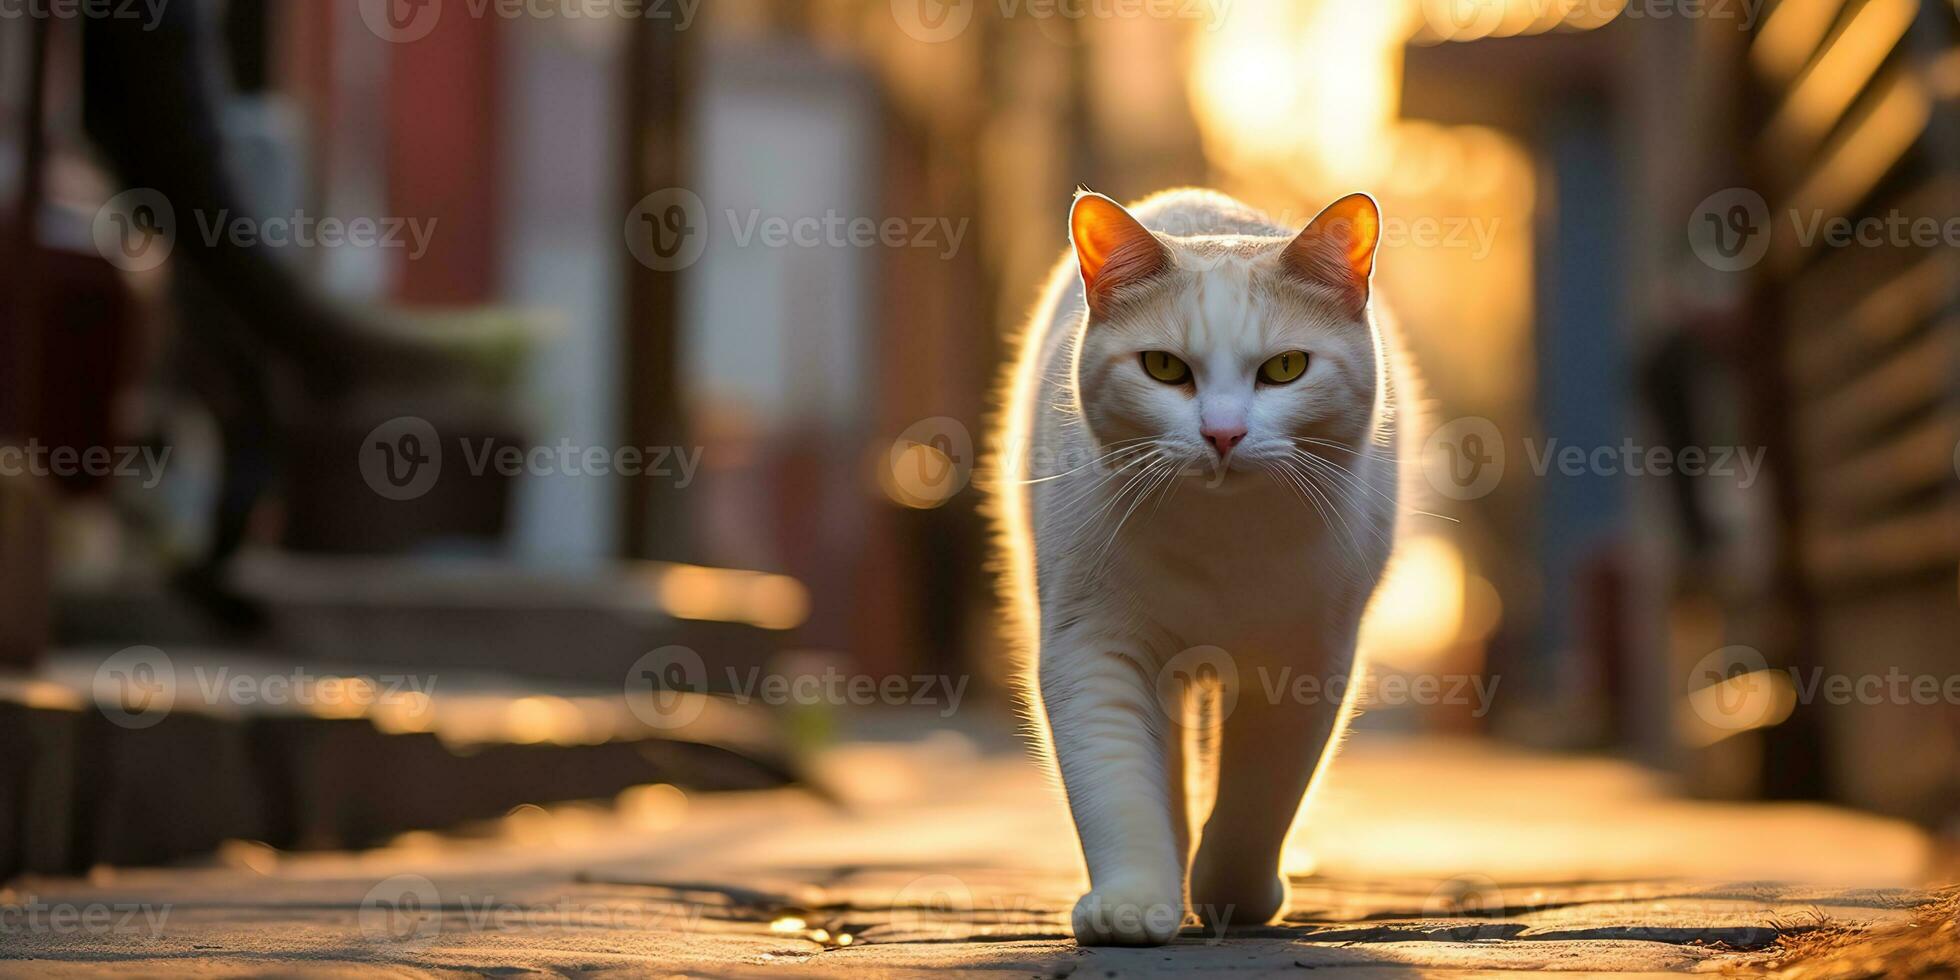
1201,424,1246,457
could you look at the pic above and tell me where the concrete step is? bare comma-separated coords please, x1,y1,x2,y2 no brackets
0,652,793,881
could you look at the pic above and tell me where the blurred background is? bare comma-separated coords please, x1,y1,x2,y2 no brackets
0,0,1957,880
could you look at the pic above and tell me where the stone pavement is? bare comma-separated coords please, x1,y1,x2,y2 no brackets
0,727,1940,977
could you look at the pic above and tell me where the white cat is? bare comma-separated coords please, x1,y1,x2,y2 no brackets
989,188,1411,945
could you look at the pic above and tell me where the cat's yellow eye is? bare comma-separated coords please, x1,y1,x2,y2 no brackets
1258,350,1309,385
1140,351,1191,384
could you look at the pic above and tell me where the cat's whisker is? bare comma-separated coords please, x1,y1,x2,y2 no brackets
1088,456,1182,574
1294,435,1399,463
1277,459,1370,579
1008,439,1159,486
1065,450,1166,540
1287,448,1399,511
1289,453,1395,551
1051,448,1163,519
1267,464,1366,583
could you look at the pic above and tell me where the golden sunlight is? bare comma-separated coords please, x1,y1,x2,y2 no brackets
651,563,812,630
1360,534,1470,672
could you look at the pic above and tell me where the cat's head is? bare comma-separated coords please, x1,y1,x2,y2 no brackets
1067,191,1384,487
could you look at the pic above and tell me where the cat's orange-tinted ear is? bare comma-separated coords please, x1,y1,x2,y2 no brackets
1070,191,1169,317
1281,192,1381,315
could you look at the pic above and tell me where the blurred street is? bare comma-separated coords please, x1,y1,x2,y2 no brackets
4,0,1959,973
2,724,1936,977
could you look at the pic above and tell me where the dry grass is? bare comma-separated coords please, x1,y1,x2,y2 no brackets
1741,887,1960,980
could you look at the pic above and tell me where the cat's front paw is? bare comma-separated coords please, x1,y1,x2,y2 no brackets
1071,881,1183,946
1188,863,1287,930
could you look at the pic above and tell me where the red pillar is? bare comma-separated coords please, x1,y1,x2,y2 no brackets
386,9,500,304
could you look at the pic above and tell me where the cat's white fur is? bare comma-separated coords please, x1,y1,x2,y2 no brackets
988,188,1413,945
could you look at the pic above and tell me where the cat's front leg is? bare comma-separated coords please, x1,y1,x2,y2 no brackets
1188,642,1355,930
1039,627,1185,946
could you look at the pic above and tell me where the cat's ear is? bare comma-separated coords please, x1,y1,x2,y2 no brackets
1281,192,1381,316
1070,190,1170,317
